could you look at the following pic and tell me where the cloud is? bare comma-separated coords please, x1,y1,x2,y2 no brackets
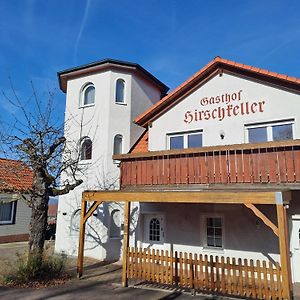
73,0,91,63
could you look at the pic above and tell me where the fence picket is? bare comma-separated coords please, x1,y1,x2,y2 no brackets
125,248,282,300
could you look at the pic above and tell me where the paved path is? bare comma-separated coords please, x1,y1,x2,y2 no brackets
0,242,299,299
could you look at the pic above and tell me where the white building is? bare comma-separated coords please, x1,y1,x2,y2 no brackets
55,59,168,261
56,57,300,299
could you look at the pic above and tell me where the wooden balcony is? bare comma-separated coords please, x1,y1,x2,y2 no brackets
114,139,300,190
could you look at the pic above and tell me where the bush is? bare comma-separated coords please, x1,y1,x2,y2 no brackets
5,252,67,284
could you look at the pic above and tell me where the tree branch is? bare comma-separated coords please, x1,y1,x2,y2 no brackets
48,179,83,196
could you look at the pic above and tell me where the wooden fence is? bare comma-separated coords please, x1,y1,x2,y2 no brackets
120,143,300,187
127,248,283,299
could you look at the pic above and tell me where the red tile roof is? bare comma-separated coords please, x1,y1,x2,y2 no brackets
0,158,33,193
135,56,300,127
130,130,149,153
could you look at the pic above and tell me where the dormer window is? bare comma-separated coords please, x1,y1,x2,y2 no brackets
82,84,95,106
115,79,125,104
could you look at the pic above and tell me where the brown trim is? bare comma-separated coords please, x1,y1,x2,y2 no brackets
113,138,300,160
0,233,29,243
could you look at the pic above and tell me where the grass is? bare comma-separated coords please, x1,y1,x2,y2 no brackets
1,242,70,287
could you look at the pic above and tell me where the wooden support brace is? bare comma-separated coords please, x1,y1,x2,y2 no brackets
77,199,87,278
77,200,103,278
244,203,278,236
277,204,292,300
83,201,103,223
122,201,131,287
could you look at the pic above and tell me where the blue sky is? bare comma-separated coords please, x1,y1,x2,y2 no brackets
0,0,300,125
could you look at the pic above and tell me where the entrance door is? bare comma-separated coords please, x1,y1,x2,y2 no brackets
291,217,300,282
142,214,165,249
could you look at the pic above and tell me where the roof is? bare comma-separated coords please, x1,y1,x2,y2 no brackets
135,56,300,127
130,130,149,153
58,58,169,94
0,158,33,193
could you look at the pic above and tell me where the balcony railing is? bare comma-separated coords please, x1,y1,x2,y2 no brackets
114,139,300,189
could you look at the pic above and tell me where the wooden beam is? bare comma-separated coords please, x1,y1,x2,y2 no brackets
122,201,131,287
276,204,292,299
77,199,87,278
244,203,278,236
82,190,287,205
83,201,102,223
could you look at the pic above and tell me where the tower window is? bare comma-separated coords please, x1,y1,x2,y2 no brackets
82,84,95,106
80,137,92,160
113,134,123,156
115,79,125,104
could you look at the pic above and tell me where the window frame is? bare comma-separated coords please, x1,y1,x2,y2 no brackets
113,134,123,163
80,83,95,108
245,119,294,143
142,213,165,244
115,78,126,105
80,137,93,161
167,130,203,150
0,201,17,225
202,214,224,251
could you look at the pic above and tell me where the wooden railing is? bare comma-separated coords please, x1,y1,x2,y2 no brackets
127,247,283,299
117,140,300,188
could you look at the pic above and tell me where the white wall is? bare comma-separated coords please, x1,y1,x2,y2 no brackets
55,67,163,260
149,72,300,150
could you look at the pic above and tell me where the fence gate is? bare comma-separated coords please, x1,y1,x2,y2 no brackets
127,248,283,299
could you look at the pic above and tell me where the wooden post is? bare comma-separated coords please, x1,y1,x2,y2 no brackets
276,203,292,300
77,199,87,278
122,201,131,287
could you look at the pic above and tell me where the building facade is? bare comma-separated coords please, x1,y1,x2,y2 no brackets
0,158,32,243
54,59,168,261
56,57,300,299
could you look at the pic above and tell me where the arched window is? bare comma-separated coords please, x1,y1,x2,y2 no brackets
113,134,123,155
109,209,121,238
70,209,81,232
82,84,95,106
80,137,92,160
115,79,125,103
149,218,160,242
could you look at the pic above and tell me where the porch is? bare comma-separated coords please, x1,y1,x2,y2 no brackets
77,190,293,300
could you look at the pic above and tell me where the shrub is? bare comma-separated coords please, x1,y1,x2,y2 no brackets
5,251,67,284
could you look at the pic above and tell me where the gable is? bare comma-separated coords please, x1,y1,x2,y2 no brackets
149,71,300,151
136,57,300,127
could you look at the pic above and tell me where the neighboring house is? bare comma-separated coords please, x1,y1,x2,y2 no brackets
48,203,58,225
0,158,32,243
56,57,300,299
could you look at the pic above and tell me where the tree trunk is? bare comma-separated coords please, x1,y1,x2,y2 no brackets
28,171,49,255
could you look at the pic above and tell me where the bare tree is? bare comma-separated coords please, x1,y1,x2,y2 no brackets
0,82,83,256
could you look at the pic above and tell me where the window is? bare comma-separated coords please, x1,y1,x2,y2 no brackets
206,217,223,248
143,214,165,244
0,201,16,225
80,137,92,160
109,209,122,238
82,84,95,106
247,120,294,143
149,218,160,242
70,209,80,233
168,131,203,150
248,127,268,143
115,79,125,103
113,134,123,155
